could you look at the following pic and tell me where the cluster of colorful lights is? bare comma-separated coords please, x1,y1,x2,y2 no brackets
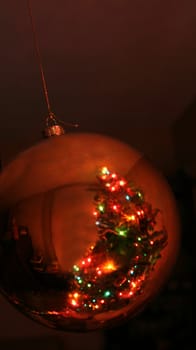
67,167,168,314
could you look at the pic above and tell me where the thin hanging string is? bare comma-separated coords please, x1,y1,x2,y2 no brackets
26,0,78,136
26,0,52,116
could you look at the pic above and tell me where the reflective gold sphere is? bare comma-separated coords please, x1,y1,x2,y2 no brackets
0,133,180,332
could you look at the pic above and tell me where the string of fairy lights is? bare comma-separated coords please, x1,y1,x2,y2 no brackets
66,166,168,314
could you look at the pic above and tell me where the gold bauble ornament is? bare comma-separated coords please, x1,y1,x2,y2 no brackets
0,133,180,332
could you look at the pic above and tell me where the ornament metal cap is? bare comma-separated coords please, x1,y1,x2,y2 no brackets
43,112,65,137
43,113,79,137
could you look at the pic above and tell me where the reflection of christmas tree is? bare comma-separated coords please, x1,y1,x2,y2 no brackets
68,167,168,313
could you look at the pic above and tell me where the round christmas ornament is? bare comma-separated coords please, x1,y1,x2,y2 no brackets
0,132,180,331
0,0,180,332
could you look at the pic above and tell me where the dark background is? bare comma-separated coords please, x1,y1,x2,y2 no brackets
0,1,194,349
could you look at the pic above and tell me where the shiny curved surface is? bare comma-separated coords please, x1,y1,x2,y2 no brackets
0,133,180,331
